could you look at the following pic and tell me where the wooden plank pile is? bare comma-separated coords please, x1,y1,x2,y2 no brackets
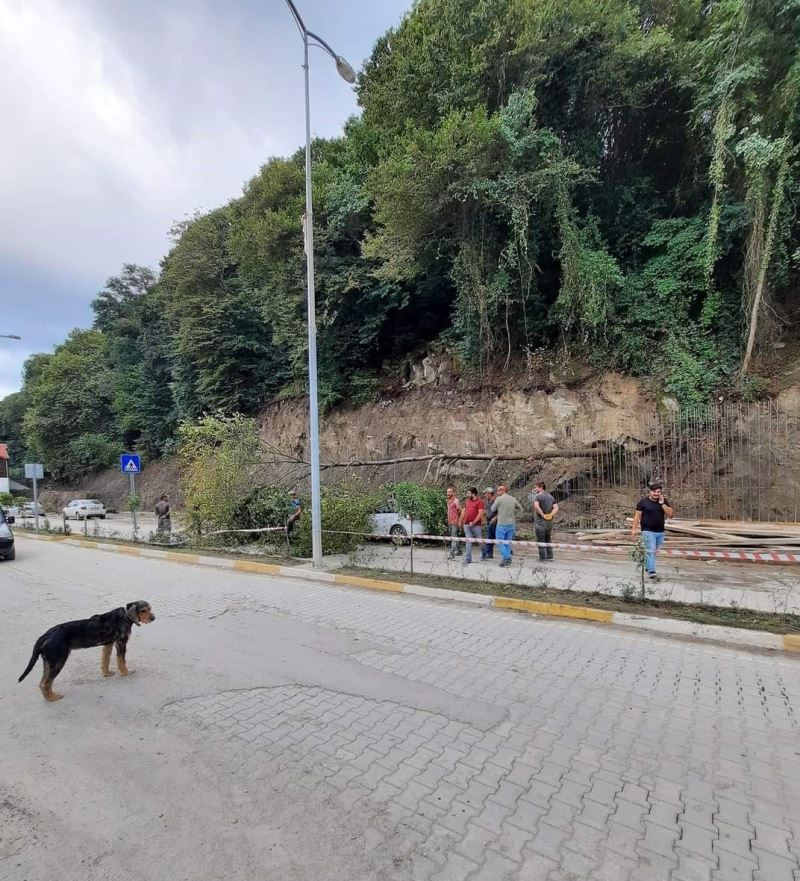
574,518,800,551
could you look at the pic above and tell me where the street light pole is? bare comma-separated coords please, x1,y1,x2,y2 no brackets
302,30,324,569
285,0,355,568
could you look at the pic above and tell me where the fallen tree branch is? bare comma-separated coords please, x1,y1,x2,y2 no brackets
254,445,620,469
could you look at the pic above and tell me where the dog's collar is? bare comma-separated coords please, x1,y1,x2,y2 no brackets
125,607,141,627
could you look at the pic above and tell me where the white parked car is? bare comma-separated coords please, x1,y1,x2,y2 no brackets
21,501,45,516
63,499,106,520
371,501,427,544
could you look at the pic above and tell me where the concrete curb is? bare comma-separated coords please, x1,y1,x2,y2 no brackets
15,532,798,655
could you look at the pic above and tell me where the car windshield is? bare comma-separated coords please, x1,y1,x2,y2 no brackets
87,500,101,505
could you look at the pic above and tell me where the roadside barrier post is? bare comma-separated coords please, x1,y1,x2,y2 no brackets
409,511,414,576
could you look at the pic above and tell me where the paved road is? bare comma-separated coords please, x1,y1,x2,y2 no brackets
2,541,800,881
25,511,164,541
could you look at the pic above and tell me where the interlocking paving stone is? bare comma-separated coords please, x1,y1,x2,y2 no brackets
150,559,800,880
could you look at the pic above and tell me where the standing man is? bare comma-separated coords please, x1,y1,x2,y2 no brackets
460,486,485,564
286,490,303,541
532,481,558,562
482,487,497,560
491,485,523,567
446,486,462,558
155,494,171,534
631,481,674,580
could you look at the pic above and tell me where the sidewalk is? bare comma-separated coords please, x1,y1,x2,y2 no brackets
339,541,800,615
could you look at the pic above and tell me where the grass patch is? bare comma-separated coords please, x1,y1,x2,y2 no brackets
333,566,800,634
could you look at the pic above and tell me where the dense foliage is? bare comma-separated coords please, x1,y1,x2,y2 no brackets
3,0,799,477
390,481,448,535
177,412,379,555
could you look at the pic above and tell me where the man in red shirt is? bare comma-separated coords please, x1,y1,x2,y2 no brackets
460,486,485,564
446,486,462,558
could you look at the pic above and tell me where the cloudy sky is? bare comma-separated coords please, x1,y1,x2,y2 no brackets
0,0,412,397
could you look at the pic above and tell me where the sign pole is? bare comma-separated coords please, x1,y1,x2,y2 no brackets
24,464,44,534
120,454,141,539
129,471,137,537
32,474,39,534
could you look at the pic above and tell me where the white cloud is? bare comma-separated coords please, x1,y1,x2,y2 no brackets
0,0,412,396
0,0,285,285
0,346,31,399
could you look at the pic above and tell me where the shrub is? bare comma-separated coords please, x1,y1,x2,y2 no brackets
0,492,13,508
292,488,381,557
65,434,120,474
739,374,768,402
388,481,447,534
231,485,293,550
178,413,259,536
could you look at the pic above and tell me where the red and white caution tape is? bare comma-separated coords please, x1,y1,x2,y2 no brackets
339,530,800,565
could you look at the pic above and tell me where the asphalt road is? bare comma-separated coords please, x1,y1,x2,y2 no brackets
2,540,800,880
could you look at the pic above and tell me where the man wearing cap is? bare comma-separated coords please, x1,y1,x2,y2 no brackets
491,485,523,567
482,487,497,560
532,481,558,562
631,482,674,579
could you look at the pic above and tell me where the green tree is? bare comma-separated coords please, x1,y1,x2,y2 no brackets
22,330,117,477
0,392,28,477
161,210,287,418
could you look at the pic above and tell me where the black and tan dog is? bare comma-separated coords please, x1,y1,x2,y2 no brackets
18,601,155,701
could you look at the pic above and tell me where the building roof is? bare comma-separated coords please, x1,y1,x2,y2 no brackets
0,444,8,460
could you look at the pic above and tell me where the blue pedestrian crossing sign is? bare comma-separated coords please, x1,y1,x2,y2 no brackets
120,454,141,474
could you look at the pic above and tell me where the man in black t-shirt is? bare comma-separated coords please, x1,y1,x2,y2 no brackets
631,482,674,579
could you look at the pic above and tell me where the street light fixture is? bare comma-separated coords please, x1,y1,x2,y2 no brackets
0,335,21,340
285,0,356,568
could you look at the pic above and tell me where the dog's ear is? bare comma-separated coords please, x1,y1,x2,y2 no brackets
126,603,141,626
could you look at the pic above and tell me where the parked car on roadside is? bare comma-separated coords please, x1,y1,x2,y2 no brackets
21,501,45,517
0,507,15,560
62,499,106,520
370,500,427,545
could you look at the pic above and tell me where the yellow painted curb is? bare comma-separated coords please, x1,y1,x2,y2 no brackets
234,560,282,575
116,545,141,556
550,603,613,623
334,574,404,592
79,540,99,548
494,597,551,615
166,552,198,564
493,596,612,624
783,634,800,652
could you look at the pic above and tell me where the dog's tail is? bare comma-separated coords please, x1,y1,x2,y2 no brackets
18,637,43,682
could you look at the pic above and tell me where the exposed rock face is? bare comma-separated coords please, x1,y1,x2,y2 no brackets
258,371,655,462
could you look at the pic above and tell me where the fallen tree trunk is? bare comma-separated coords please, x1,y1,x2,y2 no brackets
259,446,622,470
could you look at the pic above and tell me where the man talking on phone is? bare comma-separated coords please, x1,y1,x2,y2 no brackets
631,481,674,580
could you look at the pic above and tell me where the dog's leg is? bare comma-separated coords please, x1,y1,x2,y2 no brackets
39,659,65,701
115,637,130,676
100,643,114,677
